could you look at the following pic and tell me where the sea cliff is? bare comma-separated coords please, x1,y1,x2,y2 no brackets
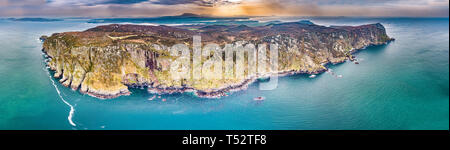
41,21,394,99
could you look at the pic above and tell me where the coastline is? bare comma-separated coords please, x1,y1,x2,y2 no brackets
40,22,395,99
43,40,393,99
1,16,446,130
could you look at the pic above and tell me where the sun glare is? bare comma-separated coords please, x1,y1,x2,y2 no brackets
212,4,246,16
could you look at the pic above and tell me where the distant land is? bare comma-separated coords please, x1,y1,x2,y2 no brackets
8,18,64,22
87,13,252,24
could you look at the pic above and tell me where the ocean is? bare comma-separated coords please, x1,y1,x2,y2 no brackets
0,17,448,130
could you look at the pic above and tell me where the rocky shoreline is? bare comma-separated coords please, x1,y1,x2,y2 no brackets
43,51,130,99
41,22,394,99
122,40,395,99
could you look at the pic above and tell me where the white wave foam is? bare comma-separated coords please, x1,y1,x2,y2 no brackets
43,66,76,127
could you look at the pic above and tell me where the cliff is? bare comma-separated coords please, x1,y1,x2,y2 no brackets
41,21,393,99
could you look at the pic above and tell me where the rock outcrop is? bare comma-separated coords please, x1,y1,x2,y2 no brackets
41,21,394,99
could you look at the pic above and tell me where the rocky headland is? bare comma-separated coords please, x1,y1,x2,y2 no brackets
41,21,394,99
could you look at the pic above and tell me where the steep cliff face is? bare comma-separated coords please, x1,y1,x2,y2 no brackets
41,22,393,99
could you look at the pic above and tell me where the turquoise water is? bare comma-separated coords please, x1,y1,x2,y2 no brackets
0,17,448,130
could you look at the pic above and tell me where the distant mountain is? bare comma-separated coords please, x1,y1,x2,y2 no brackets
177,13,206,18
8,18,63,22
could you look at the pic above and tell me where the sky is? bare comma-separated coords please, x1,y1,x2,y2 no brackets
0,0,448,17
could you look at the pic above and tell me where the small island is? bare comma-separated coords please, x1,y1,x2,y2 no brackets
9,18,64,22
41,21,394,99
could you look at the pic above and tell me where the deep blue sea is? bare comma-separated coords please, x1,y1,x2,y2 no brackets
0,17,448,130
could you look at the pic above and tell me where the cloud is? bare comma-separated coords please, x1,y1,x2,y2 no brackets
0,0,448,17
45,0,240,6
151,0,207,5
215,0,449,17
149,0,243,6
46,0,149,6
0,0,46,6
